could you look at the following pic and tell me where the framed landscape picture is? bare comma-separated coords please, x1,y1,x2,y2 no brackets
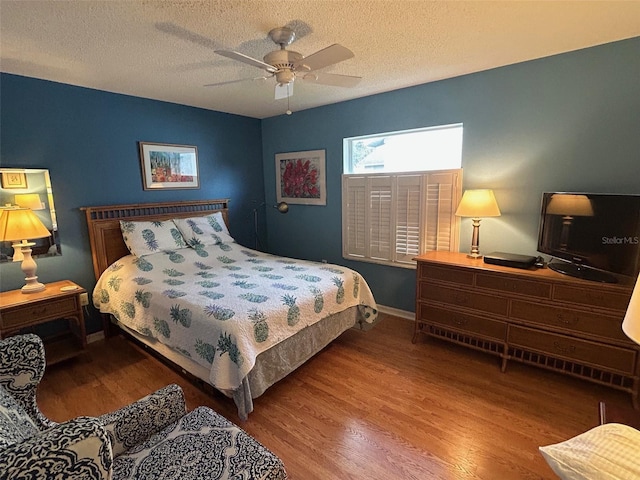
139,142,199,190
275,149,326,205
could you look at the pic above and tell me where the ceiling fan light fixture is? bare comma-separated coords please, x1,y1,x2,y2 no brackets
210,25,361,104
275,69,295,85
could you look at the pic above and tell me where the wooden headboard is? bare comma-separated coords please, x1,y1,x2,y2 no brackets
82,199,230,281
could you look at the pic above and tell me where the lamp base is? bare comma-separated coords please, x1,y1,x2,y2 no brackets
13,242,46,294
466,218,483,259
21,279,46,294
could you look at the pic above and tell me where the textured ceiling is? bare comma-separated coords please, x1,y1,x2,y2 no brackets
1,1,639,119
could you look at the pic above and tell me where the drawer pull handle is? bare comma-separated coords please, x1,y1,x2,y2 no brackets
556,314,579,326
31,307,48,316
453,316,469,326
553,341,576,355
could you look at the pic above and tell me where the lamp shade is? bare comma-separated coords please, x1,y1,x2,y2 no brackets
455,189,501,218
0,208,51,242
547,194,594,217
14,193,44,211
622,275,640,345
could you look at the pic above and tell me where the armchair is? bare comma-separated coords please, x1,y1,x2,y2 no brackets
0,334,287,480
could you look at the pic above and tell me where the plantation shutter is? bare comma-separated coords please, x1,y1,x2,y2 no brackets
395,174,422,264
368,176,393,261
342,176,367,258
426,170,460,252
342,169,462,266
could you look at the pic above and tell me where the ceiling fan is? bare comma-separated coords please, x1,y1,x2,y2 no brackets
207,26,361,100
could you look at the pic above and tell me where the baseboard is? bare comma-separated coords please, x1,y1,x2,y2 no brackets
87,331,105,344
376,304,414,321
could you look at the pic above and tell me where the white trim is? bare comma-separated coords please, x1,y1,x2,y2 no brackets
87,331,105,344
376,304,415,321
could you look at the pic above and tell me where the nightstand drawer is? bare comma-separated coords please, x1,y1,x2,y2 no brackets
1,297,78,330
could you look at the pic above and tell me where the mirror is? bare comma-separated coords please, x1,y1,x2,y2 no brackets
0,168,61,262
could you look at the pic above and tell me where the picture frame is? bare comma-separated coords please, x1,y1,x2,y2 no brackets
139,142,199,190
1,172,28,189
275,149,326,206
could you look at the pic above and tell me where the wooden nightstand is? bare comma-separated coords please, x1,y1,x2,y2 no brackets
0,280,87,364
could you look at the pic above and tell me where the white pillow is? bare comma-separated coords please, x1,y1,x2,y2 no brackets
120,220,188,257
539,423,640,480
173,212,234,247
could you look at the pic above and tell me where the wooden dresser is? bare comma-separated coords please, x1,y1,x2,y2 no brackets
414,251,638,407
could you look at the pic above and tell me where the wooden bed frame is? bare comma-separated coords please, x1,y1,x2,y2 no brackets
82,199,230,281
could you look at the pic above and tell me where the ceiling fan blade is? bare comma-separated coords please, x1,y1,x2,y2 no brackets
294,44,354,71
215,50,276,72
274,82,293,100
204,75,270,87
302,72,361,88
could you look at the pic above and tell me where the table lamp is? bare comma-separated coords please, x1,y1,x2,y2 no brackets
622,274,640,346
0,208,52,293
14,193,45,211
455,189,501,259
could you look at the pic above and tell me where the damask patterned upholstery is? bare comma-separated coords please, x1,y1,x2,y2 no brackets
0,334,288,480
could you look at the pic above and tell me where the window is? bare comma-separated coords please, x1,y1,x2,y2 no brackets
342,124,463,268
343,124,463,174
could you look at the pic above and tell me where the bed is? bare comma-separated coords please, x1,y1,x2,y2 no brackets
83,199,378,420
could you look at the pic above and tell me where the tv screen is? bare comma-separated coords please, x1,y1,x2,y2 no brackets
537,192,640,283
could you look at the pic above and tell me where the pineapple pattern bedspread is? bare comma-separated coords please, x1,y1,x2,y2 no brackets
93,242,378,392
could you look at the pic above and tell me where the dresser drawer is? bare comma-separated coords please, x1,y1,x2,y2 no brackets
508,325,637,374
510,300,630,343
418,264,474,286
552,285,631,312
1,297,79,330
418,304,507,340
476,273,551,299
418,282,508,316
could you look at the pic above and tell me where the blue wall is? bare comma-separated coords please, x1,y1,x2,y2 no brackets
1,37,639,331
0,75,264,333
262,37,640,311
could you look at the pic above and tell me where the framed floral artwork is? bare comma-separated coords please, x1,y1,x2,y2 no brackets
275,149,326,206
139,142,199,190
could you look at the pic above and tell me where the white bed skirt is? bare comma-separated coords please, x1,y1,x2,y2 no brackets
115,306,366,420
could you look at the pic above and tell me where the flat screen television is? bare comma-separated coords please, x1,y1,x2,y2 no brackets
537,192,640,284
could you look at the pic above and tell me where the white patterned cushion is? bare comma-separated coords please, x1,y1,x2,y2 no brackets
111,406,287,480
539,423,640,480
173,213,234,247
120,220,188,257
0,385,38,449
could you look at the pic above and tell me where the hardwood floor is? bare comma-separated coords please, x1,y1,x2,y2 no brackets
37,313,633,479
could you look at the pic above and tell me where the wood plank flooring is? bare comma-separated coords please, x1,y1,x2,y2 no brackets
37,314,633,479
